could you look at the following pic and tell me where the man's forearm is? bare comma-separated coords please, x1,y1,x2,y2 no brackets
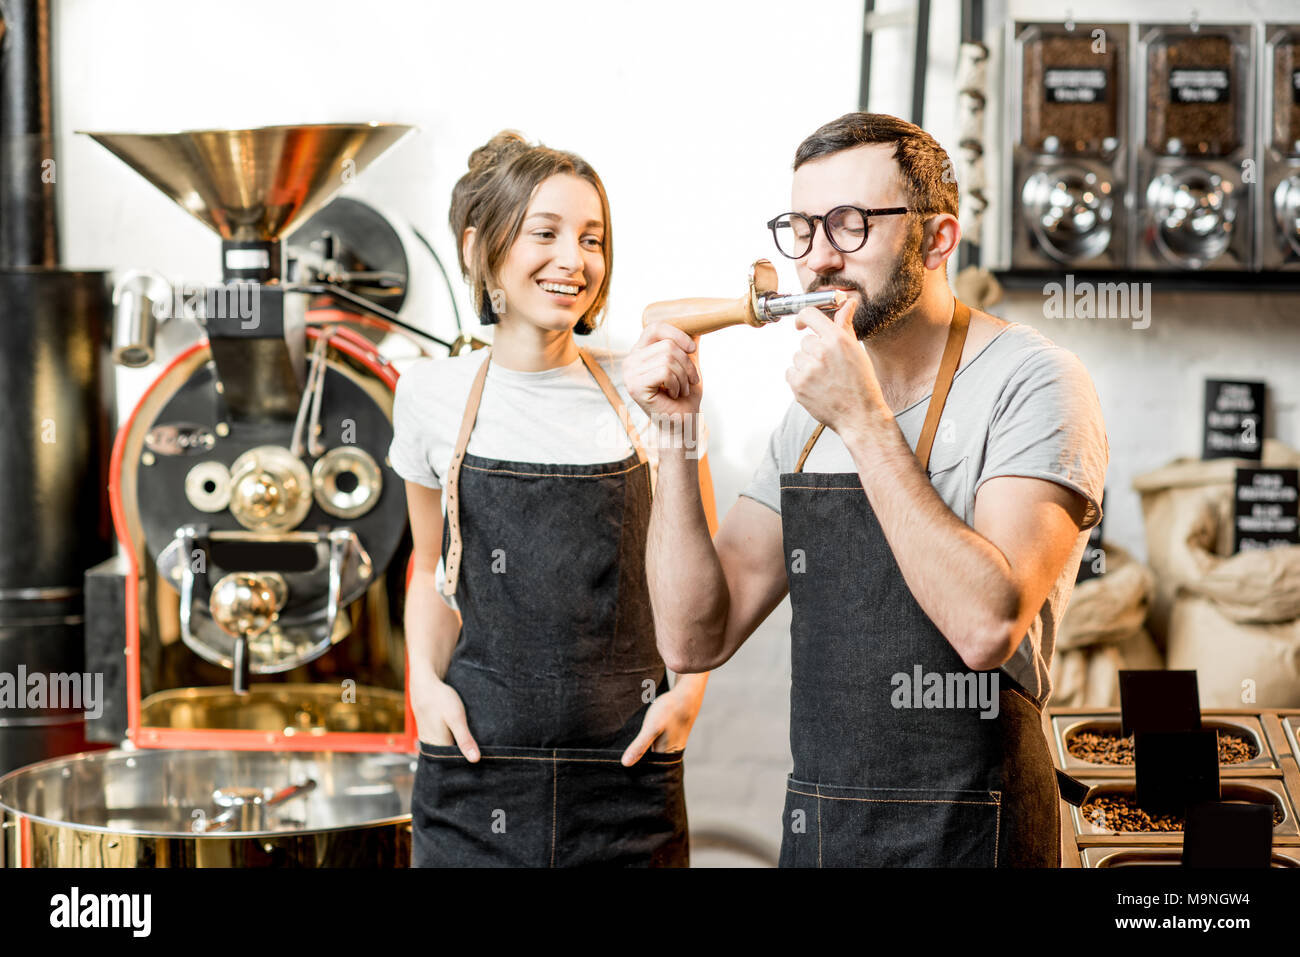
647,423,728,671
843,416,1021,670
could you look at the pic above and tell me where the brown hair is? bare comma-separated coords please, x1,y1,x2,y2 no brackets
793,112,958,219
449,131,612,335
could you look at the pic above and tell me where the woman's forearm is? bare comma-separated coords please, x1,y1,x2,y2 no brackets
404,567,464,686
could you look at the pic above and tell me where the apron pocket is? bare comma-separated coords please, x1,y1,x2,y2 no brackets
779,776,1001,868
412,745,688,867
412,745,554,867
552,747,689,868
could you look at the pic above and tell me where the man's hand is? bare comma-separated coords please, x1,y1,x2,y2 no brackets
623,322,701,419
412,677,480,762
786,299,888,441
620,682,704,766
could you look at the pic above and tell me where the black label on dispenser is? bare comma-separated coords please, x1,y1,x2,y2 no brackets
1044,67,1109,103
1234,467,1300,553
1170,67,1231,104
1293,69,1300,106
1203,379,1264,460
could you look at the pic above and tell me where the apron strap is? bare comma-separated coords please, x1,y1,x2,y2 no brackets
441,351,493,598
441,347,649,598
577,349,649,467
793,422,824,474
913,299,970,472
794,299,972,475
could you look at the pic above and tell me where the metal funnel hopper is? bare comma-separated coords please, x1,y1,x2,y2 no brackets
81,123,413,243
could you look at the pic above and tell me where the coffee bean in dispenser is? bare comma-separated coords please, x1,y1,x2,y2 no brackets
1270,31,1300,155
1135,24,1254,270
1022,32,1119,154
1263,26,1300,270
1010,23,1127,270
1146,31,1241,156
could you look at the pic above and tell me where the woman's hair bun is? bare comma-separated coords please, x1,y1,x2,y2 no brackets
450,131,533,276
465,130,530,181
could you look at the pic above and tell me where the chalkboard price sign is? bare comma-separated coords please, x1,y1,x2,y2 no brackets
1234,468,1300,553
1203,380,1264,460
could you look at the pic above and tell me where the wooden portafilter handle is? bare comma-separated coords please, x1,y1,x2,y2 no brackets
641,258,778,336
641,289,849,335
640,295,757,336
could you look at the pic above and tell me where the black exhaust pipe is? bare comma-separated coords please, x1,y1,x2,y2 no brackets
0,0,59,266
0,0,114,773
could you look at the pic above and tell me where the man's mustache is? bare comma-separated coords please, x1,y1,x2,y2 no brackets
808,275,867,300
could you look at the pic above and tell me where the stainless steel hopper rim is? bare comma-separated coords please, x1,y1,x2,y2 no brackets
76,121,412,136
77,123,416,243
0,747,415,838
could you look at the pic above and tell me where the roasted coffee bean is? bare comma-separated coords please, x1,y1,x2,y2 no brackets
1022,32,1119,154
1217,734,1258,764
1066,729,1258,765
1082,794,1284,832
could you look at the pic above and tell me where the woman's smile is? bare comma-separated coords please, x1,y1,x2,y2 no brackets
536,278,586,303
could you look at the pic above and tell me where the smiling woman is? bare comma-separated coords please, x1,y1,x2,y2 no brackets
390,130,715,868
450,130,613,335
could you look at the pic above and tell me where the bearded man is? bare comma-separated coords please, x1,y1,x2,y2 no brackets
623,112,1109,867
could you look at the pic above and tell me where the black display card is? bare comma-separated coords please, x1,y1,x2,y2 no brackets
1134,730,1219,816
1118,669,1201,736
1183,801,1274,868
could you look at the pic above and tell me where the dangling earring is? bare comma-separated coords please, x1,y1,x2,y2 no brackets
478,286,504,326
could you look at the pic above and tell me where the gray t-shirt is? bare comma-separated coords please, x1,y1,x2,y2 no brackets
740,321,1109,705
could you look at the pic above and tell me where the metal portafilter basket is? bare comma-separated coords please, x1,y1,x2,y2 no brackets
641,259,848,335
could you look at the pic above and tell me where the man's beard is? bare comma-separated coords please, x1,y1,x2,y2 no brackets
809,221,925,340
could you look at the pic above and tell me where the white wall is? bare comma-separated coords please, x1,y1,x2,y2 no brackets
52,0,1300,860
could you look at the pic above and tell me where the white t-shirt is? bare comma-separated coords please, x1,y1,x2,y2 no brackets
388,345,706,606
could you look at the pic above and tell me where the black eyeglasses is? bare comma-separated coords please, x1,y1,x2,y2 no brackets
766,205,910,259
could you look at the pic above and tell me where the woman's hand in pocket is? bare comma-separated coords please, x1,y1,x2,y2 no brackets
620,675,708,765
412,677,480,762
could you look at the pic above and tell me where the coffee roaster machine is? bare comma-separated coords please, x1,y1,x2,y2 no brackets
0,120,486,866
89,122,426,748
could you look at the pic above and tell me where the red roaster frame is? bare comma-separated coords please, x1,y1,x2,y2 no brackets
109,315,420,753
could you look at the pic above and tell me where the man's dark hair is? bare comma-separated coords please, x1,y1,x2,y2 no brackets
793,112,958,218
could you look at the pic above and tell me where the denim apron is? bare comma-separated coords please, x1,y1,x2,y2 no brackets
777,301,1060,867
411,348,689,867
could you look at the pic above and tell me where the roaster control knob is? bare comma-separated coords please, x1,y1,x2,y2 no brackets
228,445,314,531
209,572,288,640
